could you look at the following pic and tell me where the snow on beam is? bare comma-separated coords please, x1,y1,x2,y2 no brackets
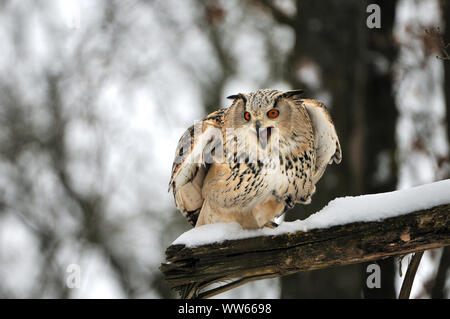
160,180,450,298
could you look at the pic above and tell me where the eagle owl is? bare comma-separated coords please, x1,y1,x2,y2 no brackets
169,89,341,229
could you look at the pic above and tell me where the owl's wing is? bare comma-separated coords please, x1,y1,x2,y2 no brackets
169,109,226,226
300,99,342,184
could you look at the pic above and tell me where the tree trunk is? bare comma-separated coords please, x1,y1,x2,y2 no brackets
277,0,398,298
429,0,450,299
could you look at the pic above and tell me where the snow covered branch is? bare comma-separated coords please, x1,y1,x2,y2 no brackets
161,181,450,298
160,201,450,298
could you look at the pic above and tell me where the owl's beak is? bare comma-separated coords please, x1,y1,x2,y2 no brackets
255,121,272,149
255,121,261,143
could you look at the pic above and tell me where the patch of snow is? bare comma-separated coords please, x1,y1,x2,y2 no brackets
173,179,450,247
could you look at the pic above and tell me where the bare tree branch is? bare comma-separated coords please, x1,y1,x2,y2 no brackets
398,251,425,299
425,27,450,60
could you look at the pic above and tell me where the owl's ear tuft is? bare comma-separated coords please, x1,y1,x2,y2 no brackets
227,93,247,103
280,89,304,99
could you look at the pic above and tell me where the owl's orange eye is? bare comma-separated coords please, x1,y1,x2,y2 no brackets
267,109,279,119
244,111,251,121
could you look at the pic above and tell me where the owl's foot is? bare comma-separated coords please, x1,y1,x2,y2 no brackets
264,221,279,229
274,196,294,219
300,194,312,204
285,195,295,209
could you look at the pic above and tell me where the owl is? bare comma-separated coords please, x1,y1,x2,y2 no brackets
169,89,341,229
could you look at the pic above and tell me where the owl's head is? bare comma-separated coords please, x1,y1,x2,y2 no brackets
225,88,304,149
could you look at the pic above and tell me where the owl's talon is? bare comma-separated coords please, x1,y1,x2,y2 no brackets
285,196,294,209
265,221,279,229
300,194,312,204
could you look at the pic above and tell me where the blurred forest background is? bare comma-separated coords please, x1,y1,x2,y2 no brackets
0,0,449,298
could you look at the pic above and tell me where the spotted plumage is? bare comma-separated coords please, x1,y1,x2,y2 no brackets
169,89,341,229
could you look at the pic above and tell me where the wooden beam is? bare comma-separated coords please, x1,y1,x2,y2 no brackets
160,204,450,298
